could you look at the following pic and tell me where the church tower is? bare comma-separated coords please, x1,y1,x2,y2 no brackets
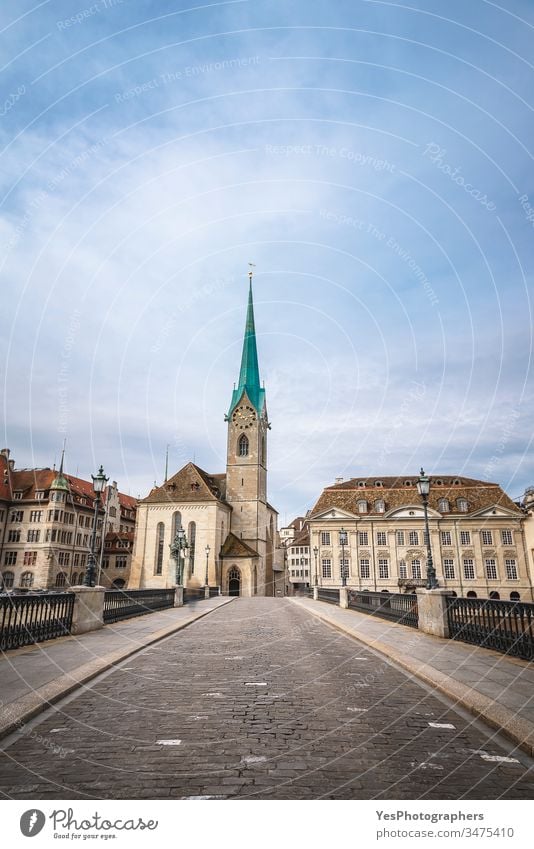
225,271,270,551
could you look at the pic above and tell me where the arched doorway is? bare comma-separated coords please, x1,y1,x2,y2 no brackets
228,566,240,596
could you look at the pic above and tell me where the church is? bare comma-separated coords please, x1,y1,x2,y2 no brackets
129,273,279,596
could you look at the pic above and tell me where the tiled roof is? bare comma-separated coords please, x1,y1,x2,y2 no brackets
311,475,521,517
290,529,310,547
220,532,259,558
142,462,228,504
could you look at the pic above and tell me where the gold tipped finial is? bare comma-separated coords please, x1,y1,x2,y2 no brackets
248,261,256,282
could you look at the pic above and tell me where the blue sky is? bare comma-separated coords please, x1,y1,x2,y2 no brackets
1,0,533,523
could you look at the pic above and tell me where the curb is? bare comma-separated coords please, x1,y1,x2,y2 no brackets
0,597,235,742
290,598,534,758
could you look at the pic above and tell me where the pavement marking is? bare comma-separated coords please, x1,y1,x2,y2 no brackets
244,682,267,686
241,755,267,765
347,707,368,713
49,728,67,733
472,750,520,764
428,722,456,729
156,739,182,746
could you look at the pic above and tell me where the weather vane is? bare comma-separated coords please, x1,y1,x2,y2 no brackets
248,262,256,281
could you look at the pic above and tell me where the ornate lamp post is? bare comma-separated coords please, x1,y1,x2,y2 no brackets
416,468,439,589
340,527,347,586
313,545,319,587
170,526,189,586
205,544,210,588
83,465,108,587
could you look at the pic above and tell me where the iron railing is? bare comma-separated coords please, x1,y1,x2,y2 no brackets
348,590,419,629
103,588,175,624
183,587,206,603
0,592,75,650
447,596,534,661
317,588,340,605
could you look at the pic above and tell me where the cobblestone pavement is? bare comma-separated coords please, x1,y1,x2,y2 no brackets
1,598,533,800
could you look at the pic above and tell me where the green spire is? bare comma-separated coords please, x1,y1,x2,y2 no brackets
50,447,70,492
227,273,265,417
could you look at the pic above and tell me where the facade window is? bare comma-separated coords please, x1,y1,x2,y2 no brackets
238,434,249,456
23,551,37,566
457,498,469,512
109,506,117,518
339,558,349,579
485,559,497,580
510,591,520,601
408,531,419,546
13,491,22,500
357,500,368,514
2,571,14,589
463,559,475,580
411,559,421,579
321,531,331,546
396,530,405,546
438,498,450,513
35,491,45,500
71,573,78,585
55,572,67,587
481,530,493,545
378,559,389,579
188,521,196,574
155,522,165,575
460,531,471,546
443,558,455,579
65,512,75,525
505,559,518,580
58,551,70,566
374,499,385,513
10,510,23,523
338,530,348,546
4,551,17,566
359,558,370,579
20,571,34,588
398,560,407,579
358,531,368,546
501,530,513,546
47,509,63,522
440,531,452,546
116,556,127,569
376,531,387,546
8,529,21,542
172,511,182,539
321,559,332,578
27,530,40,543
102,557,109,569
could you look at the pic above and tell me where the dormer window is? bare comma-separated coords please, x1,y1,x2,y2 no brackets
404,480,412,487
35,490,45,500
438,498,450,513
357,499,368,514
453,479,461,485
374,481,383,488
13,491,22,500
374,499,385,513
190,482,200,491
358,481,366,488
457,498,469,512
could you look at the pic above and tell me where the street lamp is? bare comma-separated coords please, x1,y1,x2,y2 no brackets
416,468,439,589
205,544,210,588
340,527,347,586
83,465,109,587
313,545,319,587
169,525,189,585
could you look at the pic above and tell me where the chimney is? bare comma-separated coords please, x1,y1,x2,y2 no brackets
335,476,344,485
0,448,10,459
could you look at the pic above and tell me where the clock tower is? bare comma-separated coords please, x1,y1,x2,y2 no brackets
225,272,270,561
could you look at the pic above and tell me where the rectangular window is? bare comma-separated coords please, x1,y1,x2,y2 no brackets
440,531,452,546
321,558,332,578
29,510,42,523
58,551,70,566
116,556,127,569
378,559,389,579
463,558,475,579
501,530,513,546
359,558,370,579
27,530,40,543
376,531,387,546
35,490,45,500
460,531,471,546
399,561,407,579
409,531,419,546
485,559,497,580
339,557,349,579
7,529,20,542
396,530,405,546
45,529,58,543
338,530,348,546
443,558,455,579
74,553,80,567
358,531,368,546
4,551,17,565
13,491,22,500
481,530,493,545
411,560,421,579
10,510,23,523
321,532,331,546
23,551,37,566
505,559,518,580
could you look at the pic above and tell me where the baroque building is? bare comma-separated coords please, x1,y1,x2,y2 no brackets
308,474,534,601
129,276,280,596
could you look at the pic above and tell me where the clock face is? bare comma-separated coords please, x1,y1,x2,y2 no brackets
232,404,257,429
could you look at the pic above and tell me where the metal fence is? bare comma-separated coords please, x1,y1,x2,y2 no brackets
0,592,75,650
447,596,534,661
317,588,340,605
348,590,419,629
103,588,175,624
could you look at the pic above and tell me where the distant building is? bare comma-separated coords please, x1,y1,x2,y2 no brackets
307,474,534,602
0,448,136,590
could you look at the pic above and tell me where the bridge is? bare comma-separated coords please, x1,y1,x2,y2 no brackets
0,596,533,800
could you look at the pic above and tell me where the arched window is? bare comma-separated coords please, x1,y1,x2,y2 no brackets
2,571,14,589
55,572,67,587
70,572,78,586
261,435,266,464
238,434,249,457
466,590,477,598
172,511,182,538
20,571,34,588
155,522,165,575
113,578,126,589
188,521,196,575
374,499,385,513
489,591,500,600
438,498,450,513
510,591,520,601
357,499,368,514
457,498,469,512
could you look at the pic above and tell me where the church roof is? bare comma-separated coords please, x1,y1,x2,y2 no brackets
220,532,259,558
141,462,229,505
227,279,265,417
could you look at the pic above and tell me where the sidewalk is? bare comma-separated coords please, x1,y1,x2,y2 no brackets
0,596,234,740
290,597,534,757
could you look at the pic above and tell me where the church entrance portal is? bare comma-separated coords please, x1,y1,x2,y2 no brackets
228,567,241,596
